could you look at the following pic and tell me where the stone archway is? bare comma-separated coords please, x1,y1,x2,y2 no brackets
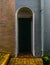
15,7,35,57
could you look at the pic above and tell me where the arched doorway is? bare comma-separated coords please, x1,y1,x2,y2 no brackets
15,7,35,57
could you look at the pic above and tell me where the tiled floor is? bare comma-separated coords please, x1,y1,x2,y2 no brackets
8,57,43,65
17,53,33,58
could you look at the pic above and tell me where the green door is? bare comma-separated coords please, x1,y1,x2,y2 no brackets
18,18,32,54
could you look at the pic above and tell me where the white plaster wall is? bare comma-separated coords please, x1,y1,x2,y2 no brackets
16,0,41,57
44,0,50,55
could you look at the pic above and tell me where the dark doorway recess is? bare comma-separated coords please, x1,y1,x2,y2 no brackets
18,18,32,54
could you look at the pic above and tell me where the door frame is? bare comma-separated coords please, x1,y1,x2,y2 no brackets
15,7,35,57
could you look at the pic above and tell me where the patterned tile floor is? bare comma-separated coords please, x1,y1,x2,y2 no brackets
17,53,33,58
8,53,43,65
8,57,43,65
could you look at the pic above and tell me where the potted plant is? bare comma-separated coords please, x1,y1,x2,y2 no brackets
42,55,49,65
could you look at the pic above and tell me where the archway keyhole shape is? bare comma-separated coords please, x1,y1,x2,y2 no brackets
15,7,35,57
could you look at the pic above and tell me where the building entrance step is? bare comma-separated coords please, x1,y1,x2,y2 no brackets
8,57,43,65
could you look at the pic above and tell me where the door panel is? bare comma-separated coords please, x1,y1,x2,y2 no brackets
18,18,32,54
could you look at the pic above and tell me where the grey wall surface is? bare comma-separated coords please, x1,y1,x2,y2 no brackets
44,0,50,55
16,0,41,57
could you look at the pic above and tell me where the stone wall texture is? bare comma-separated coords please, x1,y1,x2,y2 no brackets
0,0,15,55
